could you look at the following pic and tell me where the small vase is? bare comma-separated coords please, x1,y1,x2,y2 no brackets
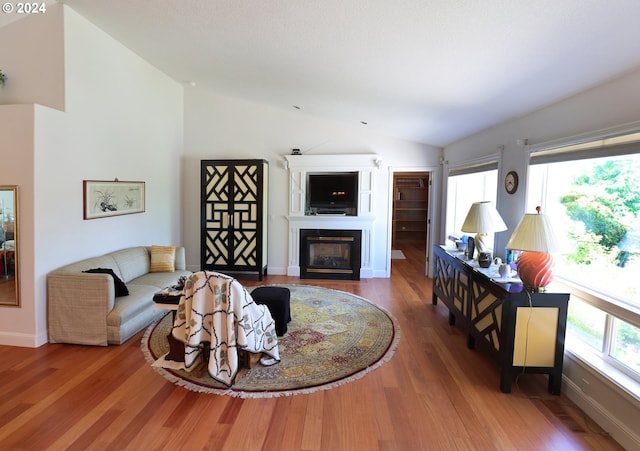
478,252,492,268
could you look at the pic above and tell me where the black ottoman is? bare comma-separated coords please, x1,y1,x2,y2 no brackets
250,286,291,336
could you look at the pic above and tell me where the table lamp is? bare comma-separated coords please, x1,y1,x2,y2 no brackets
506,206,562,292
461,201,507,266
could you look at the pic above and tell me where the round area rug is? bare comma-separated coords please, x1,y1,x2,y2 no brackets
141,285,400,398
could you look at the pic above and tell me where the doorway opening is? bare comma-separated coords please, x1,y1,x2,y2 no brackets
391,171,431,274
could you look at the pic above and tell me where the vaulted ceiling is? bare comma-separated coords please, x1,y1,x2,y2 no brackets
13,1,640,146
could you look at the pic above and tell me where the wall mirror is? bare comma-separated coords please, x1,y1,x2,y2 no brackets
0,186,19,307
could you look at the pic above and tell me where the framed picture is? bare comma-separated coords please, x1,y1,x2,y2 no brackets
83,180,145,219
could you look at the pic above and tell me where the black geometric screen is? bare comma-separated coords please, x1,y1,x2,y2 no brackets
202,162,260,269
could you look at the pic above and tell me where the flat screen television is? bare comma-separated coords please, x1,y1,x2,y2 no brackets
307,172,358,212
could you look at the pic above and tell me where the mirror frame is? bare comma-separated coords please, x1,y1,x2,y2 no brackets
0,185,19,307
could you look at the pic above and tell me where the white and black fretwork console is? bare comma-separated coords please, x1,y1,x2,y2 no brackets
432,245,570,394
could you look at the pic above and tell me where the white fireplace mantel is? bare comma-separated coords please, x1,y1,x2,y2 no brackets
284,154,380,277
286,215,375,277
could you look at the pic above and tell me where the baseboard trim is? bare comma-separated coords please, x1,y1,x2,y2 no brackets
0,330,44,348
563,376,640,450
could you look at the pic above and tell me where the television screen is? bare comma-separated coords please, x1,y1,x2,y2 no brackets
307,172,358,209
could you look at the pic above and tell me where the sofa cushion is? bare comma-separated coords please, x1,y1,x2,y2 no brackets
107,284,159,327
150,245,176,272
82,268,129,297
54,255,122,277
109,247,150,282
173,247,186,271
129,269,191,290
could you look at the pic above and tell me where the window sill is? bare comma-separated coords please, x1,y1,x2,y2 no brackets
565,339,640,405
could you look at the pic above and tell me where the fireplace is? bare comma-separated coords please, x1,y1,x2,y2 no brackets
300,229,361,280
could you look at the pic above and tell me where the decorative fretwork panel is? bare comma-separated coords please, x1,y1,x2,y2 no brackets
201,160,268,279
433,253,453,300
233,165,258,202
203,164,232,267
233,230,257,266
469,279,503,354
452,267,469,316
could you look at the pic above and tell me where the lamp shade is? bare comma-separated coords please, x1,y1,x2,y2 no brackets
461,201,507,234
505,210,562,253
506,207,562,291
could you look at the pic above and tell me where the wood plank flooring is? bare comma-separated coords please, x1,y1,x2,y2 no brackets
0,241,624,451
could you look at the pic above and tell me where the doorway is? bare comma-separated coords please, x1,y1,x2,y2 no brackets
391,171,432,275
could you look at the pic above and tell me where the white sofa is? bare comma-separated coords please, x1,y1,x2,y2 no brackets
47,246,191,346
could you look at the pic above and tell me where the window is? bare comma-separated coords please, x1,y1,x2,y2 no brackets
446,160,499,243
528,131,640,381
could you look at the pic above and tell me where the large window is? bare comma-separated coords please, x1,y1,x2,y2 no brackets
528,132,640,381
446,160,499,243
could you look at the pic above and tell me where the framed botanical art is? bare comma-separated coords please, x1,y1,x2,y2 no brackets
83,180,145,219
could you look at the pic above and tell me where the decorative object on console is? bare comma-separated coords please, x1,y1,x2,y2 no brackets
477,251,492,268
461,201,507,262
465,236,475,261
506,206,562,292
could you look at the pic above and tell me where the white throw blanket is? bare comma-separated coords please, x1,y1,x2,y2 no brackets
172,271,280,386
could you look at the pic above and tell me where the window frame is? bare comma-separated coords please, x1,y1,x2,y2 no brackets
526,123,640,390
445,154,501,242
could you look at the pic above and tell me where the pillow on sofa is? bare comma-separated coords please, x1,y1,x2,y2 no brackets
82,268,129,297
150,245,176,272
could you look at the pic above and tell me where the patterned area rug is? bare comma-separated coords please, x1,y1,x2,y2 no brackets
141,285,400,398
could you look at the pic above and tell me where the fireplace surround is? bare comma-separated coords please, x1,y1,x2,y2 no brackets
284,153,378,278
300,229,362,280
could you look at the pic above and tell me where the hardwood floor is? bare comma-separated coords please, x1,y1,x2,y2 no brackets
0,242,623,451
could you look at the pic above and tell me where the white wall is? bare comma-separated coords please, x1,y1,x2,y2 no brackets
0,5,185,347
0,7,64,109
442,67,640,451
0,104,36,344
183,89,440,276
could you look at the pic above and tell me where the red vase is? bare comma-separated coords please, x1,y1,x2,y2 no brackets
516,251,554,290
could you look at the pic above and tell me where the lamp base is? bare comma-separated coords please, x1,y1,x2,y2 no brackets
474,233,489,253
522,284,547,293
516,251,554,291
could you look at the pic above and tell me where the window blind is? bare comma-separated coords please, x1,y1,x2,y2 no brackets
530,131,640,165
448,160,498,177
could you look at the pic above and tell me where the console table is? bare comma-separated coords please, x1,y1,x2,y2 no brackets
432,245,570,394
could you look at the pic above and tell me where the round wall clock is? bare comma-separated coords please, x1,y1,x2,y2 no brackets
505,171,518,194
